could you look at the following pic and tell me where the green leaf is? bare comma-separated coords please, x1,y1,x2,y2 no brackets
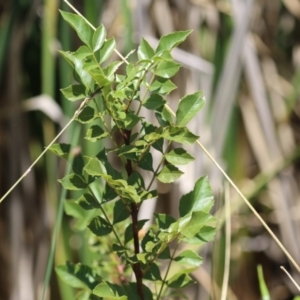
124,219,148,244
78,193,101,210
92,24,106,52
84,156,107,177
89,69,111,86
143,263,162,281
155,213,176,230
157,164,183,183
59,173,87,190
179,176,214,217
138,38,155,60
167,271,195,289
182,226,217,244
127,171,145,190
165,148,194,165
72,45,93,59
85,125,109,142
56,262,100,290
104,61,123,80
155,60,181,78
155,106,174,126
257,265,270,300
123,283,153,300
61,52,93,88
138,152,154,172
162,126,199,144
77,106,96,123
176,91,205,127
60,84,87,101
60,11,93,48
64,200,96,230
174,250,203,267
142,94,166,110
92,282,127,299
88,216,112,236
180,211,216,238
49,143,71,160
156,30,192,52
99,38,116,64
113,200,130,224
149,77,177,95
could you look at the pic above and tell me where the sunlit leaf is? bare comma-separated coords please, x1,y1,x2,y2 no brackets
100,38,116,64
60,11,93,48
157,164,183,183
176,91,205,127
155,60,181,78
61,84,87,101
92,24,106,52
138,38,155,60
179,176,214,217
84,156,107,176
165,148,194,165
156,30,192,52
174,250,203,267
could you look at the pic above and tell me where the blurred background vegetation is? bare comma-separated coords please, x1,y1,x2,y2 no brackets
1,0,300,299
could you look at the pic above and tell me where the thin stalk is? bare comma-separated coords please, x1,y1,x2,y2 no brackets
280,266,300,292
161,102,300,273
41,123,81,300
0,92,98,203
156,241,179,300
220,182,231,300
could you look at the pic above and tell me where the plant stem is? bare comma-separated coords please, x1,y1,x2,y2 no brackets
123,128,144,300
157,241,179,300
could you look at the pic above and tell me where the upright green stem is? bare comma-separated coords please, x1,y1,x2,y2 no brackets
157,241,179,300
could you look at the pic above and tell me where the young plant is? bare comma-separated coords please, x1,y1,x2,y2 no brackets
49,10,217,300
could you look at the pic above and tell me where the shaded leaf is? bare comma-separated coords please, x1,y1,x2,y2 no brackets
167,272,195,289
77,106,96,123
78,193,101,210
56,262,100,290
59,173,87,190
124,219,148,244
142,94,166,110
61,84,87,101
49,143,71,160
85,125,109,142
88,216,112,236
113,200,130,224
138,152,154,172
143,263,162,281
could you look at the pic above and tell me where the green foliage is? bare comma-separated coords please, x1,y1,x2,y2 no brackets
50,10,217,300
